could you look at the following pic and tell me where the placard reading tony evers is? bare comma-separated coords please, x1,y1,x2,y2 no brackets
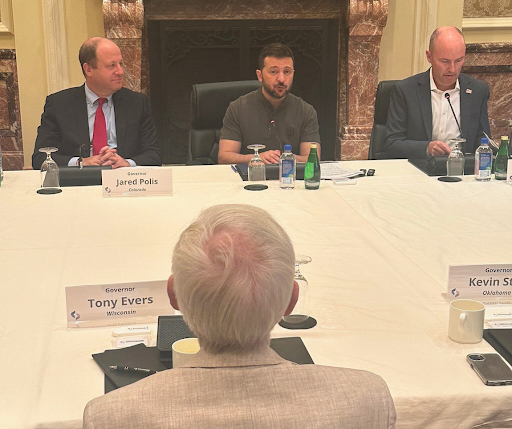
66,280,172,328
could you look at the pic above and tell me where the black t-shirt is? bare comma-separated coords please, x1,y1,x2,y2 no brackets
220,89,320,155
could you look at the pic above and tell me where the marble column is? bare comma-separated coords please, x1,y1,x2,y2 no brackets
341,0,388,160
464,43,512,142
103,0,144,92
0,49,23,171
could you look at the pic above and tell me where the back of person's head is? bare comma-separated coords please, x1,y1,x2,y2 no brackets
172,204,295,353
258,43,294,70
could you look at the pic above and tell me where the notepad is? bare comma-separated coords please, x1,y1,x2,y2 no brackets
94,337,314,393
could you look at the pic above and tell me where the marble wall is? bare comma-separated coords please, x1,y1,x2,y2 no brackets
103,0,389,161
0,49,23,171
464,43,512,140
464,0,512,17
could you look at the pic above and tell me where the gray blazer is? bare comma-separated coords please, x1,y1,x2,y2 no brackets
385,70,490,159
83,347,396,428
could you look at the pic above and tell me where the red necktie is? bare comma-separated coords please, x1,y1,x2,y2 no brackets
92,98,107,155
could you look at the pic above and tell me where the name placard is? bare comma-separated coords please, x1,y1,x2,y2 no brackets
102,167,173,197
508,159,512,184
447,264,512,303
66,280,173,328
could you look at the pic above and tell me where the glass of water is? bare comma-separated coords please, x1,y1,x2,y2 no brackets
247,144,266,182
38,147,62,194
447,138,465,176
282,255,312,325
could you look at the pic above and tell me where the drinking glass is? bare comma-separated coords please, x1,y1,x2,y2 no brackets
247,144,266,182
446,138,465,176
38,147,61,194
282,255,312,324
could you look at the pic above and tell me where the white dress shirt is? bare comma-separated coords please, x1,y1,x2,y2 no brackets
68,83,135,167
430,69,462,149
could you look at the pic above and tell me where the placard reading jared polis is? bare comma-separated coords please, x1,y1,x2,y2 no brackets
447,264,512,303
102,167,173,197
66,280,173,328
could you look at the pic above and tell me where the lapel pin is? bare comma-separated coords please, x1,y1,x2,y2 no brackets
466,89,472,94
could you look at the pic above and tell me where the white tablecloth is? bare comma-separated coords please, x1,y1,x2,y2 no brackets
1,162,512,428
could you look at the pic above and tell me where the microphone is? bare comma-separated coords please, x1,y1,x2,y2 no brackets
444,93,463,138
270,119,283,152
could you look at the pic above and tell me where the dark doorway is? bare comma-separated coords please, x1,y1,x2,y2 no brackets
147,19,339,164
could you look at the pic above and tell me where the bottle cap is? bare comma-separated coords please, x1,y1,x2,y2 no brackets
310,143,317,148
284,144,292,151
481,137,488,144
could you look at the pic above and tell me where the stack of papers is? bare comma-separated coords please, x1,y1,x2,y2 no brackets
320,162,361,180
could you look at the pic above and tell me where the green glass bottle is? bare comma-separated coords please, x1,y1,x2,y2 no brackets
304,143,320,190
495,136,509,181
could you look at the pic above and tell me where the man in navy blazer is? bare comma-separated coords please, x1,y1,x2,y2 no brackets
385,26,490,159
32,37,161,169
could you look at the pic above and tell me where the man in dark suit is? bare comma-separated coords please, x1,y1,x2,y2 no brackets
385,26,490,159
32,37,161,169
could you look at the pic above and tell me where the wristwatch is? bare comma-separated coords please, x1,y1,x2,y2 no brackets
77,157,83,169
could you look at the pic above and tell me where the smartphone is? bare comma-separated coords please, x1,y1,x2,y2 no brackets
467,353,512,386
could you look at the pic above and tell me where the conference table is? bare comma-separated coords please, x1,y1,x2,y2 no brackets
2,160,512,429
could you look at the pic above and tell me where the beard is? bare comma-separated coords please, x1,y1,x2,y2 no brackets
262,80,292,100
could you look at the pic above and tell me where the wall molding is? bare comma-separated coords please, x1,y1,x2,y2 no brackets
0,0,14,33
41,0,70,93
412,0,437,75
463,17,512,30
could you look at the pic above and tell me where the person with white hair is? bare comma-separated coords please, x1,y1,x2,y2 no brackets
83,204,396,429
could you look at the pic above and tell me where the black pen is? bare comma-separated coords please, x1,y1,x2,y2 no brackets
109,365,157,375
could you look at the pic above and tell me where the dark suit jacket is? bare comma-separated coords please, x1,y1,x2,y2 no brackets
384,70,490,159
32,85,161,169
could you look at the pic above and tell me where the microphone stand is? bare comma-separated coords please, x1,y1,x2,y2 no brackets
444,93,463,138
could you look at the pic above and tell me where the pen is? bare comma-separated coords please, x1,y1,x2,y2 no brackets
109,365,157,375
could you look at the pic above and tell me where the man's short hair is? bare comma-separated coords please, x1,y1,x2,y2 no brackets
429,26,464,52
172,204,295,353
79,37,103,76
258,43,294,70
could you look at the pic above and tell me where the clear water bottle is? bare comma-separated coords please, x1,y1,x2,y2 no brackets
279,144,295,189
474,137,492,181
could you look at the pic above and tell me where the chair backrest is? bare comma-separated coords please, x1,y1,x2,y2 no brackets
368,80,399,160
188,80,262,164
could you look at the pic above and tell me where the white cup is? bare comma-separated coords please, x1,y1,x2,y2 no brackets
172,337,200,368
448,299,485,344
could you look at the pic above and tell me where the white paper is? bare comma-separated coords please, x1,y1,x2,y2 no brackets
320,162,360,180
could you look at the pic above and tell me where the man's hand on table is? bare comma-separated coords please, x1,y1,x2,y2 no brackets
428,140,451,156
79,146,130,168
260,150,281,164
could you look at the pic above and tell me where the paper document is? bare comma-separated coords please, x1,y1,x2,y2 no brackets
320,162,360,180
